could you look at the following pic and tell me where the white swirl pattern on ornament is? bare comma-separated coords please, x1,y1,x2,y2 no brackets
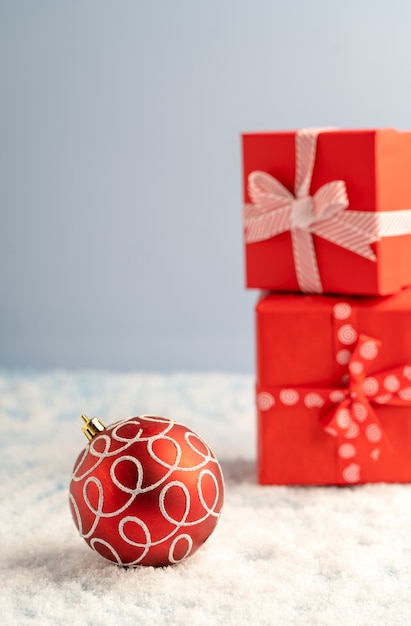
168,534,193,564
72,417,176,481
147,436,182,472
118,516,151,560
184,432,215,469
90,537,123,565
197,470,220,517
159,482,191,526
70,416,223,566
111,455,144,494
82,476,105,538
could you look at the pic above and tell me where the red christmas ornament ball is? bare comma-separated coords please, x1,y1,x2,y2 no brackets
69,415,224,567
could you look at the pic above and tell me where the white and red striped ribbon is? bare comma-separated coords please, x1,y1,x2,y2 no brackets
243,128,411,293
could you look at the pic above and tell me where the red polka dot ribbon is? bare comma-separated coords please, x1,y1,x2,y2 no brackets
257,301,411,484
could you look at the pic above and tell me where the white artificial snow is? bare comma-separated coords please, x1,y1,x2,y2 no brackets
1,370,411,625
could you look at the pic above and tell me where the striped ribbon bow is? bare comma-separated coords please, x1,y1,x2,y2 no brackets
243,128,411,293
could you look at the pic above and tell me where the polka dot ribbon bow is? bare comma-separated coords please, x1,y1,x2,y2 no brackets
257,302,411,484
243,127,411,293
319,332,402,485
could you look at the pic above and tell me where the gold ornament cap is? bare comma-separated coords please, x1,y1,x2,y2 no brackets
81,414,106,440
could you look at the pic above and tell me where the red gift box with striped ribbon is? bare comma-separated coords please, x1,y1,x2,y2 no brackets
256,288,411,485
243,128,411,295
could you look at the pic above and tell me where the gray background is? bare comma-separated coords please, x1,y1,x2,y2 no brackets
1,0,411,372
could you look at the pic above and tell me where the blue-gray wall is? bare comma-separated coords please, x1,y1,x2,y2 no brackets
1,1,411,371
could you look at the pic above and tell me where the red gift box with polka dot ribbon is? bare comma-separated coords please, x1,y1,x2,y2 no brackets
256,288,411,485
243,128,411,295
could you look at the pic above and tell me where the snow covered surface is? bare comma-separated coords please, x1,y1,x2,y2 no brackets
2,370,411,625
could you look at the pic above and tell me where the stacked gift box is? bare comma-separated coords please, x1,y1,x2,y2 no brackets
242,127,411,485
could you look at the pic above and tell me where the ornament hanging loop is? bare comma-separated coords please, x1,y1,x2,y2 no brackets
81,414,106,440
